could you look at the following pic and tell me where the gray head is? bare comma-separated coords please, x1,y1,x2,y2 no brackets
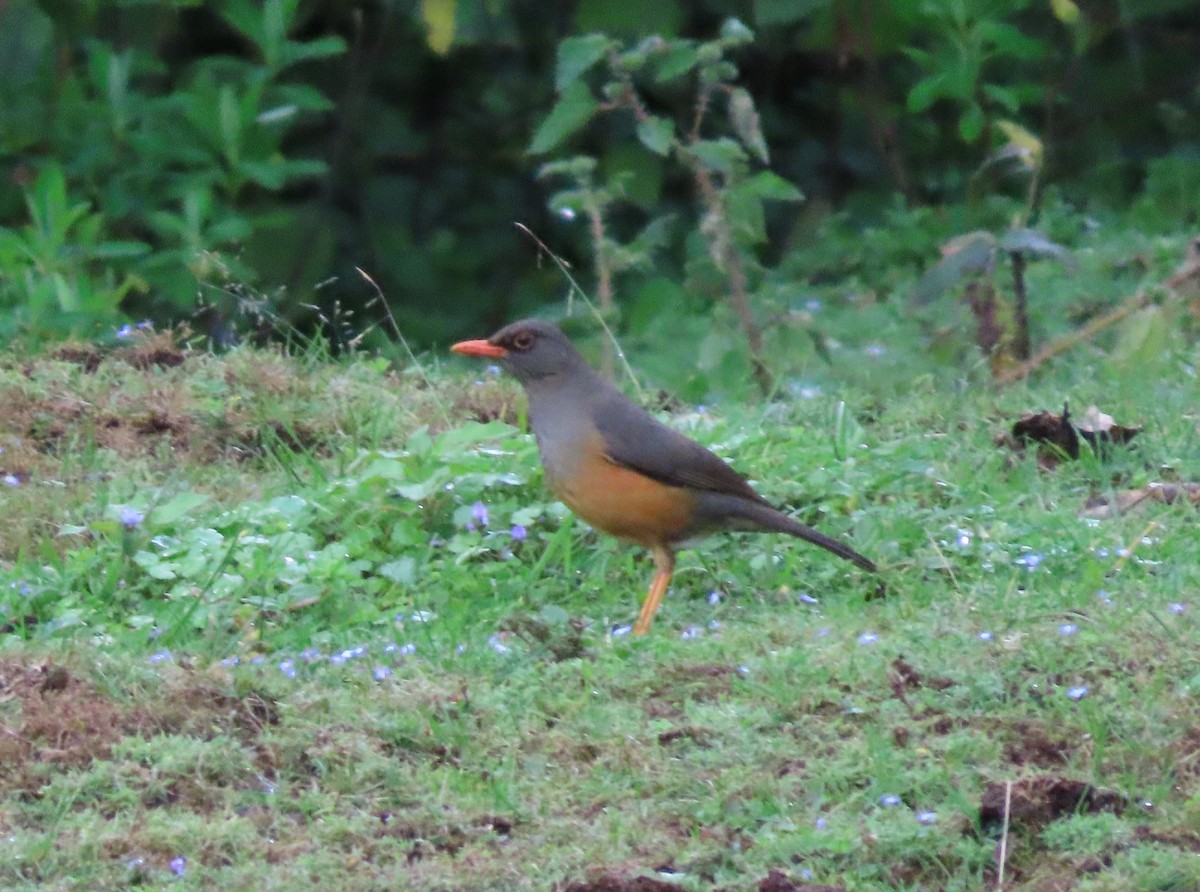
451,319,591,385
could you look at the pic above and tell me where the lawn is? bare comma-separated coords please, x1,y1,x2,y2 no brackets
3,235,1200,890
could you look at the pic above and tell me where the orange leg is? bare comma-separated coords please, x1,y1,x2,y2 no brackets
633,546,675,635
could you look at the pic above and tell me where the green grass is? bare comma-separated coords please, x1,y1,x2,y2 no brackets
4,233,1200,889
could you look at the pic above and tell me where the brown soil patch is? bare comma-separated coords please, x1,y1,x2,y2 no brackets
50,334,186,373
1132,824,1200,852
1001,721,1074,768
0,658,277,798
557,875,680,892
1172,726,1200,781
644,664,734,719
657,726,711,747
0,660,132,792
757,870,844,891
979,776,1126,831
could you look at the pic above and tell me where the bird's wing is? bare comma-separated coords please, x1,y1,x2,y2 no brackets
591,392,767,503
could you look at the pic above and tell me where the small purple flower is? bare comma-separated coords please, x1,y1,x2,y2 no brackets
611,625,632,638
220,656,240,667
471,501,489,527
798,592,819,605
1015,552,1043,570
1169,602,1186,615
116,324,134,339
879,793,902,807
977,631,994,642
558,207,577,221
1067,685,1089,701
857,632,879,645
864,344,886,357
510,524,527,541
1058,623,1078,637
917,811,937,825
148,649,172,664
373,665,393,681
278,659,296,679
2,474,18,487
169,855,186,876
679,625,703,640
707,590,722,606
120,507,144,530
488,633,511,654
814,817,827,830
299,647,322,662
136,320,153,330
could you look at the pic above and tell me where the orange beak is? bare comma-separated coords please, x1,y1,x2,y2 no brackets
451,338,507,359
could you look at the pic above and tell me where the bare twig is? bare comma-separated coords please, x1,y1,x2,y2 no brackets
997,779,1013,890
1009,251,1031,361
691,162,772,394
994,288,1151,385
585,204,615,379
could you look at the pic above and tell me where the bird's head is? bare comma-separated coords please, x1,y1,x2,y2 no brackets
451,319,586,385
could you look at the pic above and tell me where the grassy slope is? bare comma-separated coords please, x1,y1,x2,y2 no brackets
3,254,1200,889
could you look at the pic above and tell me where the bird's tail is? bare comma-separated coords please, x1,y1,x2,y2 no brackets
723,497,877,572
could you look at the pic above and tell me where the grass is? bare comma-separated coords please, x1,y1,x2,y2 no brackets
4,232,1200,889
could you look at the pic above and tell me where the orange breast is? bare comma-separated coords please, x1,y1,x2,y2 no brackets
546,447,696,547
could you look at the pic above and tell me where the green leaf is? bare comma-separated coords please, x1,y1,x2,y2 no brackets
90,240,150,259
636,116,674,155
977,21,1046,62
277,35,347,70
421,0,457,55
958,103,985,142
741,170,803,201
729,88,769,164
528,81,598,154
241,158,328,189
982,84,1020,114
911,231,996,305
1113,306,1170,369
556,34,612,90
151,491,211,526
379,557,418,585
1050,0,1081,23
719,18,754,45
999,228,1075,265
907,72,954,112
688,137,746,173
653,41,699,81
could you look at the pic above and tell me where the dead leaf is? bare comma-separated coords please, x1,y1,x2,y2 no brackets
1081,482,1200,519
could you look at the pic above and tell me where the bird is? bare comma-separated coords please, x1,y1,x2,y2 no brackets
451,319,877,634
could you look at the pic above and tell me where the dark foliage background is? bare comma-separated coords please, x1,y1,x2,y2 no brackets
2,0,1199,353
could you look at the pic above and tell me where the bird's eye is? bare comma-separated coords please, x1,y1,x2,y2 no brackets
511,332,535,351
